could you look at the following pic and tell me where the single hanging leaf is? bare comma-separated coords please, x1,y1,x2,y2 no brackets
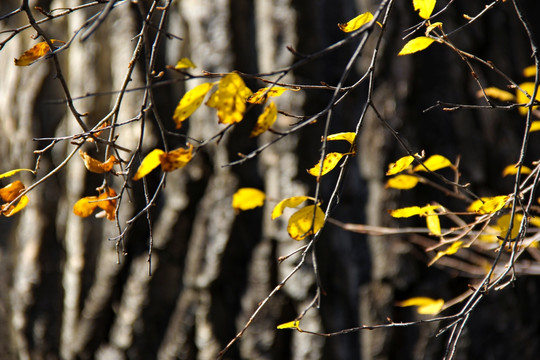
426,212,441,235
2,195,29,217
398,37,435,56
385,174,419,190
307,152,345,177
173,82,215,128
338,12,374,33
159,144,194,172
413,154,452,172
523,65,536,77
247,86,299,104
467,195,509,214
413,0,436,19
326,132,356,145
73,196,99,218
516,82,540,116
206,73,253,124
232,188,266,212
272,196,314,220
502,164,532,177
0,180,26,202
530,121,540,132
79,150,118,174
250,102,277,137
496,213,521,239
132,149,165,180
73,187,117,221
386,155,416,175
277,320,300,330
479,87,516,102
428,241,463,266
287,205,325,240
389,204,441,218
396,297,444,315
174,57,196,69
14,39,65,66
0,168,34,179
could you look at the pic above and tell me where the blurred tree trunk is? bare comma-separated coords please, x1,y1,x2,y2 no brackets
0,1,540,360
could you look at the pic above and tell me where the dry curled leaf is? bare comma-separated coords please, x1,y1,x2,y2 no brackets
79,150,118,174
14,39,65,66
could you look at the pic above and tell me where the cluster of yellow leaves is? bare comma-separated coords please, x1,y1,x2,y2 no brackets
385,154,453,190
14,39,65,66
398,1,439,56
73,187,117,221
0,169,33,217
307,132,356,178
132,144,194,181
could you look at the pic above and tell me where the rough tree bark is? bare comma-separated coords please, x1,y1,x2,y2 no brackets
0,1,540,360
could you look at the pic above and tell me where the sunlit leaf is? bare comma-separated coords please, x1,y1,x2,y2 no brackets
0,168,34,179
287,205,325,240
2,195,29,217
338,12,374,33
73,187,117,221
413,154,452,172
425,22,442,35
396,297,444,315
523,65,536,78
326,132,356,145
530,121,540,132
159,144,194,172
389,204,441,218
247,86,298,104
206,73,253,124
277,320,300,330
132,149,165,180
307,152,345,177
73,196,99,218
250,102,277,137
385,174,419,190
497,213,522,239
14,39,64,66
174,57,196,69
467,195,509,214
502,164,532,177
398,36,435,56
79,150,118,174
0,180,25,202
479,87,516,102
516,82,540,116
428,241,463,266
413,0,436,19
426,212,441,236
232,188,266,212
386,155,415,175
173,82,215,128
272,196,313,220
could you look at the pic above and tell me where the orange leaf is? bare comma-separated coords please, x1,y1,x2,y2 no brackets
14,39,65,66
2,195,29,217
0,180,25,202
159,144,194,172
79,150,118,173
73,196,99,218
73,187,117,221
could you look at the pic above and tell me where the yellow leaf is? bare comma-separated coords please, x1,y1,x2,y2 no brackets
502,164,532,177
467,195,509,214
413,0,436,19
523,65,536,78
497,213,521,239
479,87,516,102
247,86,298,104
398,36,435,56
389,204,441,218
326,132,356,145
530,121,540,132
428,241,463,266
73,196,99,218
307,152,345,177
287,205,325,240
2,195,29,217
206,73,253,124
14,39,65,66
516,82,540,116
272,196,313,220
396,297,444,315
386,155,415,175
79,150,118,173
338,12,374,33
159,144,194,172
0,168,34,179
174,57,196,69
250,102,277,137
232,188,266,212
385,174,419,190
73,187,117,221
426,212,441,235
173,82,215,128
413,154,452,172
133,149,165,180
0,180,25,202
277,320,300,330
